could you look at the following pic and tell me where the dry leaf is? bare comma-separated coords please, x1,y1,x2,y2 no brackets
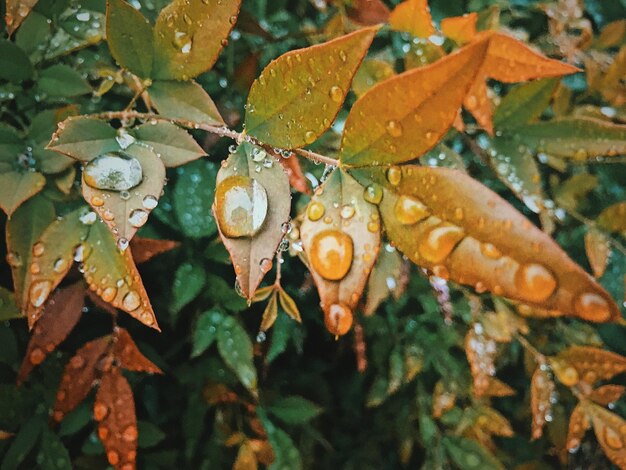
278,288,301,322
589,385,626,406
432,381,456,418
5,0,38,35
260,290,278,332
363,245,409,316
344,0,389,26
464,325,497,397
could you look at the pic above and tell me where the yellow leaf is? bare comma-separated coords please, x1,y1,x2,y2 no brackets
441,13,477,45
585,228,611,278
278,288,301,322
530,366,555,440
388,0,435,38
556,346,626,386
584,402,626,469
566,403,590,451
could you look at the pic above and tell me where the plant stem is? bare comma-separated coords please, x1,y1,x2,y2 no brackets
89,110,341,166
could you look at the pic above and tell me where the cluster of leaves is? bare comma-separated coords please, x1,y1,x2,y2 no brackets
1,0,626,468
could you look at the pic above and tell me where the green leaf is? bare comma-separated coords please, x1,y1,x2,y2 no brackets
267,396,323,425
0,287,22,321
132,121,206,167
266,311,295,363
46,117,119,162
137,421,166,448
29,110,76,174
191,309,225,358
152,0,241,80
38,64,91,97
420,144,466,171
257,408,303,470
0,170,46,216
443,436,504,470
0,39,33,83
0,416,44,470
245,27,378,149
493,78,559,129
0,125,24,163
37,428,72,470
15,12,51,58
512,117,626,159
149,80,224,126
217,316,257,394
105,0,154,78
173,158,218,238
171,261,206,314
6,195,55,315
58,403,92,437
44,9,105,60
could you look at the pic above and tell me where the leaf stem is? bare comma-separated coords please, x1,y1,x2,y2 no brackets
89,111,341,166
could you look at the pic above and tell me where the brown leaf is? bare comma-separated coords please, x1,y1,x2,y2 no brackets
556,346,626,385
260,290,278,332
349,166,620,322
597,202,626,235
464,324,497,397
530,366,555,440
585,228,611,278
584,401,626,469
94,367,138,470
388,0,435,38
129,236,180,264
5,0,38,35
363,245,409,316
344,0,389,25
566,403,590,451
53,336,110,422
113,328,162,374
277,154,311,195
475,405,514,437
432,381,456,418
17,282,85,385
213,143,290,300
300,169,381,336
278,288,301,322
589,385,626,406
441,13,477,45
234,441,258,470
484,377,515,397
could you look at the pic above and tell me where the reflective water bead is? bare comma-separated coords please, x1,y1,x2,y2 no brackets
309,230,353,281
83,151,143,191
215,175,268,238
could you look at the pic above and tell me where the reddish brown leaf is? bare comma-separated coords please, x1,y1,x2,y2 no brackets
566,403,590,451
388,0,435,38
129,236,180,265
589,385,626,406
53,336,110,422
441,13,477,45
17,282,85,385
113,328,162,374
584,401,626,469
344,0,389,26
94,367,138,470
277,155,311,195
530,366,556,440
5,0,38,35
464,324,497,397
557,346,626,385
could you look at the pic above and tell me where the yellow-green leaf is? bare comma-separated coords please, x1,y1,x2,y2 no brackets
132,121,206,167
0,171,45,216
47,117,119,162
364,245,408,316
260,290,278,332
585,228,611,278
597,202,626,235
152,0,241,80
278,288,301,322
493,78,559,130
244,27,378,149
149,80,224,126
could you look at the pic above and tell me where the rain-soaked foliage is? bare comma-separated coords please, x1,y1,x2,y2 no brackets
1,0,626,468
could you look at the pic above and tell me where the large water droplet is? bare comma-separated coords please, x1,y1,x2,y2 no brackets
128,209,148,228
309,230,353,281
122,290,141,311
215,175,268,238
325,303,353,336
515,263,557,302
122,425,138,442
83,152,143,191
101,286,117,302
307,201,325,221
573,292,611,321
53,258,68,273
142,195,158,210
29,280,51,307
363,184,383,204
32,242,45,257
418,225,465,263
394,195,429,225
386,166,402,186
340,204,355,219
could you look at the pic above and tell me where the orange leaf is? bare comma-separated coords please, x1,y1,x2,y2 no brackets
53,336,110,422
129,236,180,265
300,169,381,336
340,39,489,166
113,328,163,374
464,324,497,397
94,367,138,470
388,0,435,38
5,0,38,35
441,13,477,45
530,366,556,440
344,0,390,26
584,401,626,469
556,346,626,385
17,282,85,385
277,154,311,195
432,381,456,418
484,377,515,397
349,166,620,321
584,228,611,278
589,385,626,406
566,403,590,451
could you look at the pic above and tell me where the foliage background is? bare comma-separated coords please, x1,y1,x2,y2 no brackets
1,0,626,468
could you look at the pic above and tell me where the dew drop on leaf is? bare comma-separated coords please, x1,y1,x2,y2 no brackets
215,175,268,238
101,287,117,302
29,280,51,307
514,263,557,302
142,195,158,209
307,201,326,221
173,31,193,54
573,292,611,321
310,230,353,281
480,242,502,259
53,258,68,273
363,184,383,204
386,166,402,186
83,152,143,191
304,131,316,144
340,204,355,219
329,85,344,103
259,258,273,273
394,195,429,225
122,291,141,311
325,303,353,336
32,242,45,257
418,225,465,263
385,120,403,137
128,209,149,228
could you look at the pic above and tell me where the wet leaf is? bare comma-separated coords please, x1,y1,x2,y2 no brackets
173,158,219,238
94,367,138,470
443,435,504,470
597,202,626,235
5,0,39,35
38,64,91,98
52,336,110,422
340,40,489,166
404,38,445,70
46,117,120,161
152,0,241,80
589,385,626,406
217,315,257,394
171,261,206,314
244,27,378,149
352,59,395,98
493,78,560,130
129,236,180,264
37,428,72,470
464,325,497,397
530,366,555,440
260,290,278,332
113,328,162,374
441,13,477,45
566,403,590,451
106,0,154,78
83,220,159,330
257,409,302,470
345,0,389,25
349,166,620,321
0,286,21,321
585,228,611,278
584,401,626,469
149,80,224,126
29,109,78,175
388,0,435,38
555,346,626,385
278,288,301,323
364,246,408,316
191,309,224,358
420,144,466,171
0,39,33,82
474,405,514,437
0,170,45,217
554,173,598,211
17,282,85,384
432,381,456,418
82,145,165,246
267,396,322,425
300,169,380,336
132,121,206,167
0,416,43,470
213,143,290,300
233,441,258,470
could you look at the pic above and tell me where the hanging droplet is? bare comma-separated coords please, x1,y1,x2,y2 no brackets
386,166,402,186
256,331,267,343
128,209,148,228
117,238,129,251
83,152,143,191
215,175,268,238
307,201,325,221
363,184,383,204
385,120,403,137
418,225,465,263
6,252,22,267
309,230,353,281
573,292,611,321
29,280,52,308
340,204,355,219
122,290,141,311
329,85,343,103
394,195,429,225
142,195,158,209
514,263,557,302
324,303,353,336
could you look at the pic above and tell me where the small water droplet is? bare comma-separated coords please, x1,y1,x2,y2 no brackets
340,204,355,219
128,209,148,228
29,280,52,307
386,167,402,186
329,85,343,103
307,201,325,221
385,120,403,137
394,195,429,225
